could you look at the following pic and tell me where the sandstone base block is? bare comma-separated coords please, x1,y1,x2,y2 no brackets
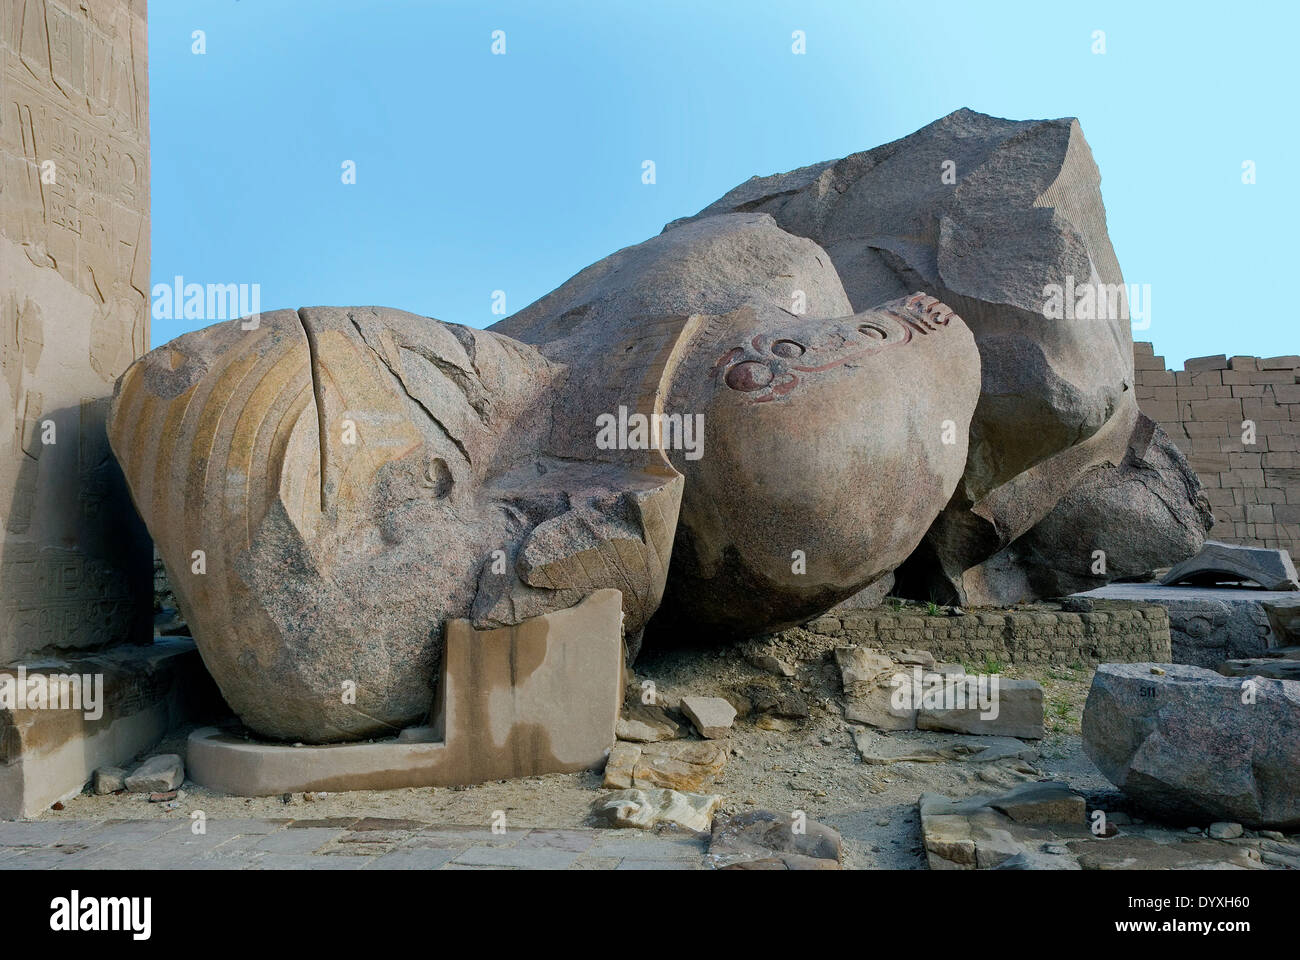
186,590,623,796
0,639,218,818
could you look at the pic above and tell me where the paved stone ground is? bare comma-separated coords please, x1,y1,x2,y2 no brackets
0,818,712,870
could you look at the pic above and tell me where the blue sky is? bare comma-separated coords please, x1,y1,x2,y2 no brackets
150,0,1296,366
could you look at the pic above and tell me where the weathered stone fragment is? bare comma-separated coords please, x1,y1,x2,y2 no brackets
917,678,1044,740
852,729,1037,765
124,754,184,793
601,739,727,792
709,809,842,869
1162,541,1300,591
1068,836,1260,871
1209,821,1244,840
988,781,1085,825
747,653,796,678
835,647,917,730
920,783,1090,870
93,767,128,796
592,788,720,832
1216,659,1300,682
680,696,737,739
1083,663,1300,827
615,703,685,743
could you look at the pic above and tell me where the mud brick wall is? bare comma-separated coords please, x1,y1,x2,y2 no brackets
1134,343,1300,558
797,604,1171,665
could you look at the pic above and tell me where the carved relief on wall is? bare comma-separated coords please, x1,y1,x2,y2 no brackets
0,0,151,663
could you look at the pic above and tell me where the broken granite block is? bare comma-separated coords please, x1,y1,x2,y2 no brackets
1083,663,1300,827
1161,541,1300,591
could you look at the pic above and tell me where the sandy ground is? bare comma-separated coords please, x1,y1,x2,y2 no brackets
34,628,1110,870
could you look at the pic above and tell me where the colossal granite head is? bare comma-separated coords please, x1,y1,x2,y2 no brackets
108,307,561,741
650,293,979,636
107,110,1209,744
109,213,979,741
669,108,1210,603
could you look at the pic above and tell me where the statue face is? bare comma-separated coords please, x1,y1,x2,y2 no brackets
656,295,980,634
108,307,564,742
712,294,961,404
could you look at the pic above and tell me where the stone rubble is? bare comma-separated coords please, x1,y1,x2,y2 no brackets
123,755,185,794
592,789,721,833
602,739,728,793
92,767,128,796
614,703,686,743
709,809,843,870
918,781,1281,870
679,696,738,739
834,645,1044,738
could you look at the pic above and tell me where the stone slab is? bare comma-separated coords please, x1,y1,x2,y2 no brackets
917,678,1044,740
186,589,623,795
1161,541,1299,591
1082,583,1295,666
1216,658,1300,682
0,639,219,817
679,696,736,739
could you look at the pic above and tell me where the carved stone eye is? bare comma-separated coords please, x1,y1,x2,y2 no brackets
423,457,453,498
858,322,888,340
725,361,774,392
771,339,805,359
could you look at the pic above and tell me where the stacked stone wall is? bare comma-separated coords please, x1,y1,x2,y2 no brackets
791,603,1171,665
1134,342,1300,558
